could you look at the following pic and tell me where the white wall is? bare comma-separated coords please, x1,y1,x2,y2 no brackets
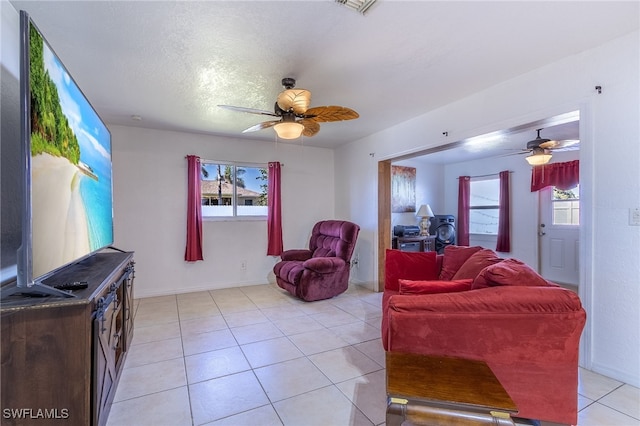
111,125,335,298
392,158,445,229
335,31,640,386
334,148,445,286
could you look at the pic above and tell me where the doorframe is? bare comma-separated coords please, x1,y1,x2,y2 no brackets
376,160,392,291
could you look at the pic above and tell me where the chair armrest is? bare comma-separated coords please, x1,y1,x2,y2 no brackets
303,257,346,274
281,249,313,261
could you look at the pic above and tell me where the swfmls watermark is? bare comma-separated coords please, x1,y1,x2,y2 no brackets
3,408,69,420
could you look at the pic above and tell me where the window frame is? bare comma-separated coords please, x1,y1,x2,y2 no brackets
469,177,500,236
200,160,268,221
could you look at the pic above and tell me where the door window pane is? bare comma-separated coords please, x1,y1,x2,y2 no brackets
552,185,579,225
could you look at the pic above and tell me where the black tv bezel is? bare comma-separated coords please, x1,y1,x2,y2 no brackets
3,11,114,298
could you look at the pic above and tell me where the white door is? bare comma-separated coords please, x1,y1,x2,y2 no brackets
538,186,580,286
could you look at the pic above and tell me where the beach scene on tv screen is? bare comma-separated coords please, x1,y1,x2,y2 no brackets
29,24,113,279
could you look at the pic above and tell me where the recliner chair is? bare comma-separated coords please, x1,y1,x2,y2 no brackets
273,220,360,302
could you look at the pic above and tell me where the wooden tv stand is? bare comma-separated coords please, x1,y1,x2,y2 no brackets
1,249,135,426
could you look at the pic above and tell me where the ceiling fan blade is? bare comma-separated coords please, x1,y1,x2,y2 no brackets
540,139,580,150
242,120,280,133
538,139,559,149
276,89,311,114
218,105,278,117
299,119,320,137
499,150,531,158
304,106,359,122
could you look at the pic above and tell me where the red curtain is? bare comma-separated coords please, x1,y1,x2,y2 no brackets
531,160,579,192
457,176,470,246
496,170,511,252
267,162,283,256
185,155,204,261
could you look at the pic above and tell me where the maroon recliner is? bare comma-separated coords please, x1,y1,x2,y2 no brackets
273,220,360,302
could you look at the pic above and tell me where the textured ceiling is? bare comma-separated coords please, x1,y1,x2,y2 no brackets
9,1,639,155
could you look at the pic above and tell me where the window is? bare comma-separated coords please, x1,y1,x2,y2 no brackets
200,161,268,218
469,178,500,235
552,184,579,225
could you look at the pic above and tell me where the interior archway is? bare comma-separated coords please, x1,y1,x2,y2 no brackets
376,111,581,291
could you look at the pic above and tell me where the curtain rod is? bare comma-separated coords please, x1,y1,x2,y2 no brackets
456,171,513,179
184,156,283,167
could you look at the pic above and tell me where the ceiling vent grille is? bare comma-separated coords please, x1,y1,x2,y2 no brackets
335,0,377,15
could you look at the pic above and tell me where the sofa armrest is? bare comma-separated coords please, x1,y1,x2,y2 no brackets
281,249,313,261
303,257,345,274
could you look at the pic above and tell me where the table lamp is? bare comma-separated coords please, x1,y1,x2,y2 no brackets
416,204,434,236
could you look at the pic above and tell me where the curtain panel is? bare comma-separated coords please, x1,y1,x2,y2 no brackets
496,170,511,252
267,162,283,256
185,155,204,261
531,160,579,192
457,176,470,246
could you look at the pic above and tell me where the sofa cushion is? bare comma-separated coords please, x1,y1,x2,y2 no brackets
452,249,503,280
439,245,483,280
385,249,438,292
398,279,473,295
472,258,551,289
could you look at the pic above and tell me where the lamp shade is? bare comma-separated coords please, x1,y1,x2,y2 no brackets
274,121,304,139
416,204,434,218
525,153,552,166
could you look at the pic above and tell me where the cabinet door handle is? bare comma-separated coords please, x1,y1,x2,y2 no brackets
112,332,121,350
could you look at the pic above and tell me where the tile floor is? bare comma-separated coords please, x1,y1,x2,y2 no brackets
107,284,640,426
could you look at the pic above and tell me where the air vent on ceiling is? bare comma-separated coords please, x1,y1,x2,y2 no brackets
335,0,377,15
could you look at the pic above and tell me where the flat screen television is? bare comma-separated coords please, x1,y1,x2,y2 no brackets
2,11,113,298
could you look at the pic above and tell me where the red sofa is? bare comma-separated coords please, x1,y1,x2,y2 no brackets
382,246,586,425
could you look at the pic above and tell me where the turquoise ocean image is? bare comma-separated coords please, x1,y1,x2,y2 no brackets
42,31,113,252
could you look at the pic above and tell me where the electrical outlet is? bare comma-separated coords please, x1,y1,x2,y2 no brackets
241,260,247,270
352,253,360,269
630,208,640,226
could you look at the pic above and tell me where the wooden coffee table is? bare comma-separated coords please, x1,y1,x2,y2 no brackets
386,351,518,425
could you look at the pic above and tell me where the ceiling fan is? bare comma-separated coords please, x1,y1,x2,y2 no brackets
218,78,359,140
516,129,579,165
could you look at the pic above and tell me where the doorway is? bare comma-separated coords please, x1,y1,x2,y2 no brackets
376,112,582,290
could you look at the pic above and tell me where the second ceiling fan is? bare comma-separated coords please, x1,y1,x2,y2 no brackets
518,129,579,165
218,78,359,140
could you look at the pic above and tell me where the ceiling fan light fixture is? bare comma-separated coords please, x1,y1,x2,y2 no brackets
274,121,304,139
525,152,552,166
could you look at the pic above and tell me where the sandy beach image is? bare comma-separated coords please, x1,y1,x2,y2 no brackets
31,153,90,278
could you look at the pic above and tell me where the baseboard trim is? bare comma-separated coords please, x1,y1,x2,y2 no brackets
135,280,274,299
